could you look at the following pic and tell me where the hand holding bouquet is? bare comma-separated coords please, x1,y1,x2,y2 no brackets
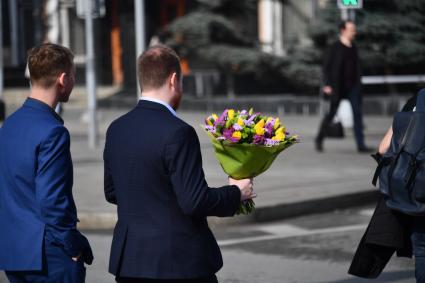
203,108,298,214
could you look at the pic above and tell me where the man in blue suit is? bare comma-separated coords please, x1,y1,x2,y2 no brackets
0,43,93,282
104,45,255,283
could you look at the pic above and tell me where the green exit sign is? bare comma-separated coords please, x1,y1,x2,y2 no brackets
337,0,363,9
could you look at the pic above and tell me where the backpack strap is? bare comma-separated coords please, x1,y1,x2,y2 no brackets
372,115,416,187
405,152,420,190
372,156,392,186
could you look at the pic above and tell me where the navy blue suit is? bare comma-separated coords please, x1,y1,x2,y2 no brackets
0,98,93,282
104,100,241,280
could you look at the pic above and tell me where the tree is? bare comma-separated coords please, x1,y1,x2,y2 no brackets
310,0,425,74
165,0,425,94
164,0,293,94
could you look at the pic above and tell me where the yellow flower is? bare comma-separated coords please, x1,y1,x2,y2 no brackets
255,127,265,136
274,118,280,130
237,118,244,126
275,127,285,135
266,117,273,124
232,131,242,140
212,114,218,121
255,119,265,128
254,119,265,136
228,109,235,120
272,131,285,141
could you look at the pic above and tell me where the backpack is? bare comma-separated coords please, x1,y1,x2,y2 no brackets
372,89,425,216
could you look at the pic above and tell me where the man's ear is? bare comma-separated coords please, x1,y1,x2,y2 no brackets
169,72,178,89
58,72,67,87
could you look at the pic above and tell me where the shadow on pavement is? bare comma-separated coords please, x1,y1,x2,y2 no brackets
325,270,414,283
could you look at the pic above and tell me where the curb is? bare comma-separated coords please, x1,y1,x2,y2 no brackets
77,190,379,231
208,189,379,227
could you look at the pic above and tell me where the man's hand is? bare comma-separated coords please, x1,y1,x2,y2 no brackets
323,86,333,96
228,177,256,201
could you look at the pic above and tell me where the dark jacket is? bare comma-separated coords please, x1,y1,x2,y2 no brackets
104,100,241,279
323,40,361,99
348,194,411,278
348,94,420,278
0,98,93,270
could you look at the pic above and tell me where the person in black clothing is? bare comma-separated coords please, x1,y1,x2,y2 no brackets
349,93,425,282
376,93,425,282
103,45,255,283
315,20,373,153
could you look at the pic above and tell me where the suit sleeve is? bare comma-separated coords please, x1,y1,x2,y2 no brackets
164,125,241,217
103,130,117,204
35,126,93,263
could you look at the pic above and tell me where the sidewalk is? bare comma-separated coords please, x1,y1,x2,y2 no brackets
1,89,393,229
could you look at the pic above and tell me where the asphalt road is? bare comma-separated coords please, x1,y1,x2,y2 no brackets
1,206,415,283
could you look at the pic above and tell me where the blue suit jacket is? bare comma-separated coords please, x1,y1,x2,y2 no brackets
0,98,92,271
104,100,241,279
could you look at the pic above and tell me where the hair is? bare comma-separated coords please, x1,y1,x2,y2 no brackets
339,20,354,32
27,43,74,88
137,45,181,91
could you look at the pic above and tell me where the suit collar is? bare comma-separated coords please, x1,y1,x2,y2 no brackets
24,98,64,124
139,97,177,116
137,99,176,116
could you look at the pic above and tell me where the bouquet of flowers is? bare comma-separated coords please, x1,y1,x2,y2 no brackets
203,108,298,214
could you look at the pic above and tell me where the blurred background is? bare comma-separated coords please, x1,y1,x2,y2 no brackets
1,1,425,282
1,0,424,113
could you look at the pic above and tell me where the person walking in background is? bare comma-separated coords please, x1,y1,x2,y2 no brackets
103,45,255,283
0,44,93,282
315,20,373,153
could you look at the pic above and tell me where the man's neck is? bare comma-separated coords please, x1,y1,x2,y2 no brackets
29,86,58,109
340,36,352,47
141,88,172,107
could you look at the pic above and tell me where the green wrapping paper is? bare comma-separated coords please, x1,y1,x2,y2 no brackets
206,131,297,214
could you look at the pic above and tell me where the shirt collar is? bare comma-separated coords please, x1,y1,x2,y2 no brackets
24,97,64,124
139,97,177,117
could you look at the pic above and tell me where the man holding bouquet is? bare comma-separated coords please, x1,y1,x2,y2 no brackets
104,45,255,283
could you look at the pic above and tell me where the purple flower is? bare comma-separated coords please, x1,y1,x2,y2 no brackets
244,119,254,126
233,124,243,131
246,114,258,124
205,125,215,133
215,109,228,127
264,119,275,137
223,128,235,140
223,128,241,143
265,118,275,128
240,110,248,115
264,139,280,147
253,135,265,145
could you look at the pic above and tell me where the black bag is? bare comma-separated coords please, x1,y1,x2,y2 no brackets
373,89,425,216
0,99,5,121
325,121,345,138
